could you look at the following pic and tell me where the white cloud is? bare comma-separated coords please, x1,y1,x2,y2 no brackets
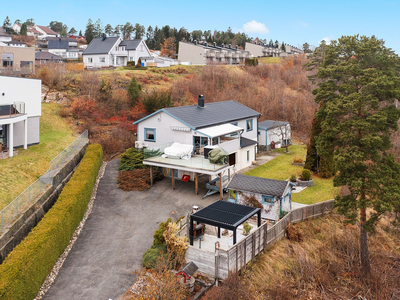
321,35,333,44
242,20,269,34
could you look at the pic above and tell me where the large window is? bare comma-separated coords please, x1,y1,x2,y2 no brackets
99,57,105,62
2,60,13,67
87,57,93,63
262,195,274,205
246,119,253,131
144,128,156,142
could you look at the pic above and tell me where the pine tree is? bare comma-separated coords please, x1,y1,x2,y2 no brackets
313,35,400,276
85,19,95,44
3,16,11,29
20,23,27,36
281,42,286,52
127,77,141,107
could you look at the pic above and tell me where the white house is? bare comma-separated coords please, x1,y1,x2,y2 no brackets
82,35,151,68
0,76,41,157
227,174,294,221
258,120,291,151
34,26,58,40
133,96,260,186
47,37,79,60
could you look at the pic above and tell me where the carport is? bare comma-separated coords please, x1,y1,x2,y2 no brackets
189,201,261,245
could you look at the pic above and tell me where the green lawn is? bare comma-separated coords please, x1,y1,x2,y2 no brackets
0,103,77,210
245,145,339,204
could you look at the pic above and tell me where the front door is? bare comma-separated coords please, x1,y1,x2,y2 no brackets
229,152,236,166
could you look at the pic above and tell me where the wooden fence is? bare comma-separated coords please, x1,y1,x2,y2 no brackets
185,199,335,279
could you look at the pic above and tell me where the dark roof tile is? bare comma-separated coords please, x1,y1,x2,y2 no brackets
83,36,120,55
258,120,289,130
227,174,289,197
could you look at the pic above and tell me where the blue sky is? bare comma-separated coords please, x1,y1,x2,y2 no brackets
1,0,399,53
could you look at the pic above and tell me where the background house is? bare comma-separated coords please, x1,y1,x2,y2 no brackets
0,76,41,157
133,96,260,180
47,37,79,60
178,41,251,65
35,51,64,65
83,35,151,68
0,46,35,74
245,42,304,58
227,174,293,221
258,120,291,151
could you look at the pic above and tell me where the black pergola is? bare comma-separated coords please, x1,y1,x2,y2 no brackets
189,201,261,246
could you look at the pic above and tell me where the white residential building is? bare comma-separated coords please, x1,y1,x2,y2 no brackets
82,35,151,68
133,96,260,184
0,76,41,157
258,120,291,151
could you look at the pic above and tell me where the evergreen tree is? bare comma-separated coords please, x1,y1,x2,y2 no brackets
127,77,141,107
68,27,77,35
85,19,95,43
94,19,103,38
302,42,312,53
3,16,11,29
313,35,400,276
281,42,286,52
146,25,155,49
49,21,64,33
274,40,279,49
79,30,82,36
20,23,27,36
25,18,34,25
134,23,145,39
268,39,273,47
104,24,113,36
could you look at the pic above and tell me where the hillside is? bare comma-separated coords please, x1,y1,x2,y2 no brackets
203,214,400,299
0,103,76,210
36,56,316,159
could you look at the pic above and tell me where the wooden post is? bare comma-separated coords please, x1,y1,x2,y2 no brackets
252,233,255,262
219,172,223,200
195,172,198,195
243,238,247,269
171,169,175,190
150,166,153,186
263,224,268,250
235,246,238,272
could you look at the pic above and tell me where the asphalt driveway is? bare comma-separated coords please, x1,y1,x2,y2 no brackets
44,158,219,300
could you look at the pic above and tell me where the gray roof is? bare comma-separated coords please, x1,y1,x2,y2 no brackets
163,100,260,129
35,51,63,60
83,36,120,55
119,39,141,50
241,137,258,148
259,120,289,130
48,39,69,50
227,174,289,198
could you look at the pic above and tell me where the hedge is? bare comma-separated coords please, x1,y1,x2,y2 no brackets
0,144,103,300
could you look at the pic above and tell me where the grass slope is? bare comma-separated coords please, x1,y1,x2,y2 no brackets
245,145,339,204
0,103,76,210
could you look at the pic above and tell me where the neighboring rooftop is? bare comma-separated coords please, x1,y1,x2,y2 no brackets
35,51,63,60
37,26,58,35
119,39,141,50
227,174,290,197
240,137,258,148
161,100,261,129
259,120,289,130
83,36,120,55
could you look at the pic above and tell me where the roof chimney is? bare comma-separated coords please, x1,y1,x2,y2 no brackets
236,45,238,50
194,40,197,45
102,33,106,41
204,42,208,47
198,95,205,108
221,44,224,48
213,42,216,47
229,44,231,49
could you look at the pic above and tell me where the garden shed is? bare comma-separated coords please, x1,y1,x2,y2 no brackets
227,174,294,221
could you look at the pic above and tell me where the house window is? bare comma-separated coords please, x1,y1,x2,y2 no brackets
2,60,13,67
247,150,250,161
99,57,105,62
246,119,253,131
144,128,156,142
87,57,93,63
116,57,120,64
262,196,275,206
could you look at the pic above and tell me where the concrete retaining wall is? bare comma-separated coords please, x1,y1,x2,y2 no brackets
0,143,88,264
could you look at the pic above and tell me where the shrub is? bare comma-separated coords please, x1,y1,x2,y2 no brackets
243,222,252,235
290,174,297,182
163,222,188,269
127,61,135,67
245,58,259,67
0,144,103,300
293,155,303,164
118,147,146,171
301,169,312,181
153,218,173,246
141,90,174,114
143,244,167,268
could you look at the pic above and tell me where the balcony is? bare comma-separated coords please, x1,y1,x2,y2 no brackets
0,102,25,119
206,51,216,57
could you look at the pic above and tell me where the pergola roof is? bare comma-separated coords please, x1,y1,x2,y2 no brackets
191,200,259,230
190,201,261,245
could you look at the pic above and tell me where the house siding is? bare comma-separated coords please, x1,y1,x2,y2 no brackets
178,42,205,65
